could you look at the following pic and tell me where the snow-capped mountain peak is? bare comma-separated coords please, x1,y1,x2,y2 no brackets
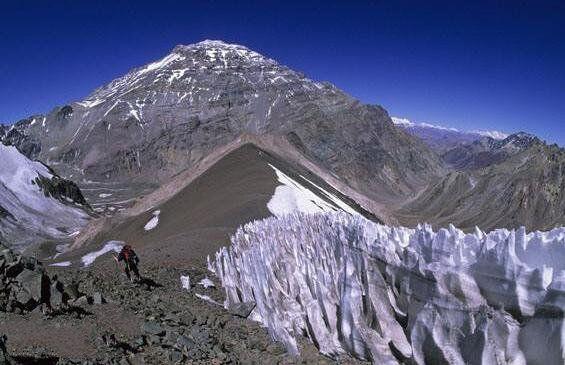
174,39,274,63
392,116,508,140
390,117,414,127
76,39,293,113
497,131,541,150
471,129,509,140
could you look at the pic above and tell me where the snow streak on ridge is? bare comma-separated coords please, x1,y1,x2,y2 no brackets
392,116,509,140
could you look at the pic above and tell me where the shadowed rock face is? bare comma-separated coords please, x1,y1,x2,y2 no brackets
34,174,89,207
2,123,42,160
2,40,443,215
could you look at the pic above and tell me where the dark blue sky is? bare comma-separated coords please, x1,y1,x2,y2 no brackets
1,1,564,145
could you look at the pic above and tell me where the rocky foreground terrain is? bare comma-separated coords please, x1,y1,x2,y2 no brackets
1,241,362,364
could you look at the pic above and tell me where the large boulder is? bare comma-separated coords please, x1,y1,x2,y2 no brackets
0,244,69,312
15,269,45,302
227,301,256,318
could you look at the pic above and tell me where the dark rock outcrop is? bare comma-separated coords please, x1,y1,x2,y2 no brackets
0,206,13,221
1,121,42,160
228,301,255,318
0,242,68,313
34,174,89,207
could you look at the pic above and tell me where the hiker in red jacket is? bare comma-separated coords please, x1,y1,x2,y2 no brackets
113,245,141,282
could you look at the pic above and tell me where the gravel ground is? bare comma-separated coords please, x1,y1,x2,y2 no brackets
1,260,366,364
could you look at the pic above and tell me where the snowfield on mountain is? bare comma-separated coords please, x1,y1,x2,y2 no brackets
0,144,89,249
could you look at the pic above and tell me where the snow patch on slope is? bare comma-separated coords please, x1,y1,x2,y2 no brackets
266,164,358,217
198,277,215,289
0,144,52,200
180,275,191,291
144,210,161,231
195,293,222,306
137,53,185,76
50,261,72,267
77,98,105,108
0,144,88,249
81,241,123,267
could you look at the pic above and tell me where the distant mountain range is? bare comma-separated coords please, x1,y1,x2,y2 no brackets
391,116,509,152
392,117,565,230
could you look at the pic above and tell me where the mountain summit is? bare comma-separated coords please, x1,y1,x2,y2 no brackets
3,40,563,231
3,40,443,220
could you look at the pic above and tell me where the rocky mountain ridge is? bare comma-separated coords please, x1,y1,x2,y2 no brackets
441,131,543,170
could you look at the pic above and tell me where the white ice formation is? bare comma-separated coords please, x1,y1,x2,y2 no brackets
211,212,565,364
180,275,191,291
198,277,215,289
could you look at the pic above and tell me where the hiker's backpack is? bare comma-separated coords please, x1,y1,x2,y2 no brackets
122,245,139,264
